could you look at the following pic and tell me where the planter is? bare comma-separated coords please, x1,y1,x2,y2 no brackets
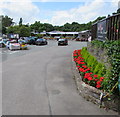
72,57,119,112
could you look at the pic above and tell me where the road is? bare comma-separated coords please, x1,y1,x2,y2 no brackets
1,40,117,115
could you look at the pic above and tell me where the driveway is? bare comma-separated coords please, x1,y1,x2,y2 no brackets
1,40,117,115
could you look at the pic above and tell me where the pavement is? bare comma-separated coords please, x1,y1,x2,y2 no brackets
1,40,118,115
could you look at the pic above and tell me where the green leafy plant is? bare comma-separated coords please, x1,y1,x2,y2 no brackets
90,40,120,95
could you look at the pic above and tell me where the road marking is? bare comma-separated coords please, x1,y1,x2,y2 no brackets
9,51,19,54
0,50,20,55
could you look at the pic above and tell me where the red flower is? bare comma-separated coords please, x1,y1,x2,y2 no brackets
96,84,101,88
82,65,87,68
84,68,90,72
97,81,101,85
100,77,104,81
94,79,99,81
77,61,85,64
80,62,85,64
79,68,85,72
77,66,80,68
87,77,93,81
89,72,93,74
84,73,91,78
93,75,98,78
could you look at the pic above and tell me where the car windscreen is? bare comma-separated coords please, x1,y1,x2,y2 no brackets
37,39,45,41
58,39,66,41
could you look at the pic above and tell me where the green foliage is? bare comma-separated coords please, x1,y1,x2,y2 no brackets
30,21,54,33
81,47,106,78
7,25,31,37
117,8,120,13
87,55,98,71
91,40,105,48
19,25,31,37
2,15,107,35
93,62,106,77
30,16,106,32
90,40,120,94
36,34,44,38
7,26,20,34
92,16,106,24
1,15,13,27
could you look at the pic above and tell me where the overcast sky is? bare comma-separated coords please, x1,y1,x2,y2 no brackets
0,0,119,26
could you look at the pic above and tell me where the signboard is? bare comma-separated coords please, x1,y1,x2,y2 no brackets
97,20,107,41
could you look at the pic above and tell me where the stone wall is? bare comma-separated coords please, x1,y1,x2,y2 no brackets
87,42,111,70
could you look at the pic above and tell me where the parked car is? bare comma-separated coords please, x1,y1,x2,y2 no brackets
18,39,27,50
0,41,6,48
6,41,11,49
26,37,38,45
6,40,20,50
58,39,68,46
2,39,9,44
35,38,47,45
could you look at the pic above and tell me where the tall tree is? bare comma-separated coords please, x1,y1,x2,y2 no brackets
19,18,23,26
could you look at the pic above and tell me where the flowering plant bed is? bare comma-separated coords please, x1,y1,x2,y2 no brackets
72,48,119,111
73,49,105,89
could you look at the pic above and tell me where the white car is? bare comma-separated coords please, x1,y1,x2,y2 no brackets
6,41,20,51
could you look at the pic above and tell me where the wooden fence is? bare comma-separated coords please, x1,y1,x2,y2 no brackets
91,13,120,40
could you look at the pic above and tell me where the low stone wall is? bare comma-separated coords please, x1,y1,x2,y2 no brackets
72,57,119,112
87,42,111,70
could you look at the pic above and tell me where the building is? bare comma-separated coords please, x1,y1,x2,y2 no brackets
40,31,79,39
76,30,91,41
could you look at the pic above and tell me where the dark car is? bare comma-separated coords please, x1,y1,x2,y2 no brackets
25,37,37,45
58,39,68,46
36,38,47,45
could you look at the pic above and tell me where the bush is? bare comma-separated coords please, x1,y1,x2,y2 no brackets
90,40,120,94
73,42,119,95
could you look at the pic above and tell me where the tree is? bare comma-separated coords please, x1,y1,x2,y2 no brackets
19,25,31,37
117,8,120,13
30,21,54,33
7,25,31,37
2,26,7,34
7,26,20,34
42,23,54,32
30,21,41,32
1,15,14,34
19,18,23,26
2,15,13,27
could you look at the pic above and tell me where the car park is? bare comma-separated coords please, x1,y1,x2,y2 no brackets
58,39,68,46
35,38,48,45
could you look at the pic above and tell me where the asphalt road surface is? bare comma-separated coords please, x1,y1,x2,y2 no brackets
1,40,117,115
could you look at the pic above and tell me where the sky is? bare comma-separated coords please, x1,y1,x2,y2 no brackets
0,0,119,26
